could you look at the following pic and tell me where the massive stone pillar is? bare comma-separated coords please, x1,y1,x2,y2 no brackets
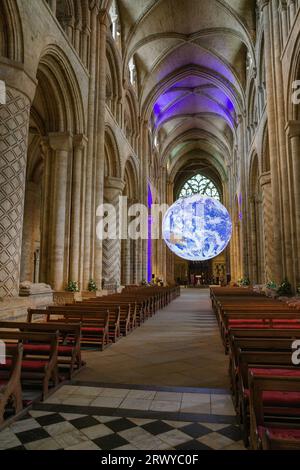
93,11,109,288
286,121,300,286
0,87,31,297
260,172,273,282
20,181,40,282
139,122,149,281
48,132,73,291
39,139,51,284
249,197,258,283
70,135,87,286
271,0,294,284
83,5,99,287
121,199,133,286
121,238,131,285
259,0,283,284
102,177,124,287
165,178,175,284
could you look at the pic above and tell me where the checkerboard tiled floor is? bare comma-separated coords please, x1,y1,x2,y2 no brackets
0,384,245,450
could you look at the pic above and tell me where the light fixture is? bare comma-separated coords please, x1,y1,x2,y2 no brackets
162,194,232,261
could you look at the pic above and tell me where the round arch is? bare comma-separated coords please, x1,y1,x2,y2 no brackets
104,126,122,178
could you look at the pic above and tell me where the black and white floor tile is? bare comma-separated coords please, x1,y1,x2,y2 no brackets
0,383,245,451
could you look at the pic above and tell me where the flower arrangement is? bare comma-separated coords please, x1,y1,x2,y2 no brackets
237,277,250,287
154,277,164,286
66,281,80,292
277,279,292,297
88,279,97,292
266,280,277,289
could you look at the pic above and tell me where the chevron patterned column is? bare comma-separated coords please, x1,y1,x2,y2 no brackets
0,87,30,297
260,173,273,282
102,177,124,287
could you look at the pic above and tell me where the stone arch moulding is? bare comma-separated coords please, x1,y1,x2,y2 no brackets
122,156,139,200
0,0,24,62
104,125,122,178
286,29,300,120
36,45,86,134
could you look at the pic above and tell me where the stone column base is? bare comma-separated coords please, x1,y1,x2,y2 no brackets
0,293,54,321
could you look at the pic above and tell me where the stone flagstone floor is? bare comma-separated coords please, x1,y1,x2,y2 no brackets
78,288,230,389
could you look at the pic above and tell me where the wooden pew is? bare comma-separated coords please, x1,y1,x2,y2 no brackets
219,311,300,351
0,330,59,399
2,320,83,379
228,335,298,409
85,296,144,326
0,343,23,426
28,308,110,350
77,301,132,335
236,350,300,445
46,304,120,343
248,373,300,450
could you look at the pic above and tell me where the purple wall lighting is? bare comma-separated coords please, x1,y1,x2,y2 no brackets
238,193,243,220
147,184,153,283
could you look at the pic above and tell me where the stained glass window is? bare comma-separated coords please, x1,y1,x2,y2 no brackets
179,174,220,201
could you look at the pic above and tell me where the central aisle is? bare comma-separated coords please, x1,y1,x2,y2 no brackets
78,288,230,389
0,289,244,450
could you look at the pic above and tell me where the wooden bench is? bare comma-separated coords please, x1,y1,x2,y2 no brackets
85,296,144,326
29,308,110,350
4,319,83,379
248,372,300,449
219,311,300,351
47,304,120,343
0,330,59,400
79,301,132,335
0,343,23,426
228,335,298,409
236,350,300,445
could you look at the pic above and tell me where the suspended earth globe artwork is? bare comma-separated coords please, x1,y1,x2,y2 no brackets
162,195,232,261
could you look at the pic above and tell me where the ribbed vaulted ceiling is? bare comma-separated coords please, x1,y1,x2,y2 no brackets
118,0,256,171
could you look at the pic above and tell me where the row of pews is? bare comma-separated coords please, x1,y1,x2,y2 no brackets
210,286,300,450
0,285,180,426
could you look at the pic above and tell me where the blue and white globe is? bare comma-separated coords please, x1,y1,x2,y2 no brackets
162,195,232,261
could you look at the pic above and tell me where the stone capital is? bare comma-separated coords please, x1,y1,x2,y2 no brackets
48,132,73,152
0,59,37,103
259,172,271,187
285,120,300,138
73,134,88,150
104,176,125,193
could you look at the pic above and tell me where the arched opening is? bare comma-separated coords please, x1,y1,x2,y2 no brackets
172,163,227,286
0,0,23,61
121,158,138,286
102,128,123,289
20,48,84,291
